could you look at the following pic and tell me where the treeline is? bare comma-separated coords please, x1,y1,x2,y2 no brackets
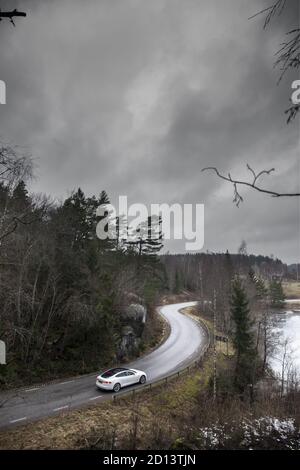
163,252,287,379
0,146,166,387
163,252,292,402
162,252,287,298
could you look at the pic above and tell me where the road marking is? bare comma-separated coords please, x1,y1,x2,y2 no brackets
10,417,27,423
53,405,69,412
59,380,75,385
25,387,40,392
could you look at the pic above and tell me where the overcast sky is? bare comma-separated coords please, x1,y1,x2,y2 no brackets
0,0,299,263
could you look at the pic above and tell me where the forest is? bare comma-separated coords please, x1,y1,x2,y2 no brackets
0,144,291,391
0,144,167,387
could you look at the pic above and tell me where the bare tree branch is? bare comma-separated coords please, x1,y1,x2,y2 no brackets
0,9,27,27
248,1,287,29
249,1,300,122
202,165,300,206
0,215,42,243
0,145,33,187
285,102,300,123
275,28,300,82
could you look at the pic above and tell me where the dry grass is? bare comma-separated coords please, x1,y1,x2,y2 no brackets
0,368,205,450
283,281,300,299
185,306,234,357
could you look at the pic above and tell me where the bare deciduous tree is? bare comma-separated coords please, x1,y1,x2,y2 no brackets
0,145,42,242
0,144,32,186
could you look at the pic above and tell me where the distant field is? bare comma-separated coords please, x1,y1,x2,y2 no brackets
283,281,300,299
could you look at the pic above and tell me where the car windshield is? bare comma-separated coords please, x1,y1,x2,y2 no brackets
101,368,128,378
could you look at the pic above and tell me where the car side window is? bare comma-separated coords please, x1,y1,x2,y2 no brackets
116,372,127,377
127,371,135,376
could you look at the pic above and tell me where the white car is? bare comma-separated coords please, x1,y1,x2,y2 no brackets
96,367,147,392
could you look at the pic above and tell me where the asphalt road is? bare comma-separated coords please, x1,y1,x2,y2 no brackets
0,301,208,430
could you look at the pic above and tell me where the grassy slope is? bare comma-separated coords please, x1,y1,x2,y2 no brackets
283,281,300,299
0,367,209,449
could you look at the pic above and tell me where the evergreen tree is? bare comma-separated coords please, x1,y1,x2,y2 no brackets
230,277,256,392
92,189,117,253
269,279,285,307
125,215,163,260
12,180,30,210
249,270,268,299
224,249,234,292
60,187,90,249
174,269,182,294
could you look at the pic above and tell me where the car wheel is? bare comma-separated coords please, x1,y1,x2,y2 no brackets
139,375,146,384
113,383,121,392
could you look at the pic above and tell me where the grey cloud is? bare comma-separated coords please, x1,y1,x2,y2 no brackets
0,0,298,262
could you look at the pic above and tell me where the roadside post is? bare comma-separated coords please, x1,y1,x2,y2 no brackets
0,340,6,365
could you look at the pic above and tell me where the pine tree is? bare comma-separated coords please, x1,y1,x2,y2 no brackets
174,269,181,294
61,187,89,249
93,190,117,252
249,270,268,299
12,180,30,210
125,215,163,260
230,277,256,392
269,279,285,307
224,249,234,293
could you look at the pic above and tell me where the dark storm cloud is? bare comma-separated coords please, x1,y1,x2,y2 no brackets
0,0,298,262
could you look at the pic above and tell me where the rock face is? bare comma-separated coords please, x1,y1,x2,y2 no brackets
118,326,140,359
123,304,147,324
117,304,147,359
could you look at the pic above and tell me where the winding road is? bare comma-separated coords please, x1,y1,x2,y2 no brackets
0,301,208,430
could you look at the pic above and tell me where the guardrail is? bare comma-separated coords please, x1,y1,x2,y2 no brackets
112,314,211,403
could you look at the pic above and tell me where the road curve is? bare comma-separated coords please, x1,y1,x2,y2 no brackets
0,301,208,430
